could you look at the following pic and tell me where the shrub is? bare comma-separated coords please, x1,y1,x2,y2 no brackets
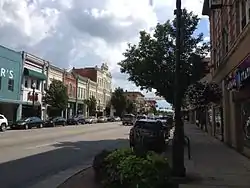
93,148,176,188
92,149,112,181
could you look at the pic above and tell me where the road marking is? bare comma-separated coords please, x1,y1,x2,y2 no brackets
25,142,59,150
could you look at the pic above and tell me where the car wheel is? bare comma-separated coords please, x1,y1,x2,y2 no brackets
0,123,6,132
24,124,29,130
38,123,43,128
63,122,66,126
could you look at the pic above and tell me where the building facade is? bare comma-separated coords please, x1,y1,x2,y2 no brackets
0,45,23,122
73,63,112,115
75,74,88,116
63,71,77,118
124,91,145,113
203,0,250,156
21,52,48,120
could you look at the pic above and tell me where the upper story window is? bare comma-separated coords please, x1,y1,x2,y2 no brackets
69,84,72,96
222,28,229,55
241,0,247,30
8,79,14,91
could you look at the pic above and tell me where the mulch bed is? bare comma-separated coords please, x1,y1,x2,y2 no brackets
58,167,101,188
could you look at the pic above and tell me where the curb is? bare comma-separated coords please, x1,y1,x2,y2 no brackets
29,161,92,188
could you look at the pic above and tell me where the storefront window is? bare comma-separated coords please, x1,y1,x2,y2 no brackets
214,106,223,140
241,102,250,147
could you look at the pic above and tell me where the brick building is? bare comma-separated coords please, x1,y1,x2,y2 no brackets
124,91,145,113
203,0,250,156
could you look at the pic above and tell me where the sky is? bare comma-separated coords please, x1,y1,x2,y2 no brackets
0,0,209,108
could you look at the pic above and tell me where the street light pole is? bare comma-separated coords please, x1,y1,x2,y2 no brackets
172,0,186,177
32,82,36,116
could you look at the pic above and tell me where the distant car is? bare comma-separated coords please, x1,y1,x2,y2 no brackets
11,117,44,130
107,116,115,122
85,116,97,124
129,119,168,152
114,116,121,121
0,114,8,132
122,114,135,126
67,115,85,125
98,116,107,123
136,114,147,120
44,117,67,127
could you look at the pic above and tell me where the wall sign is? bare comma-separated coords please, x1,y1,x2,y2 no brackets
27,92,38,101
0,68,14,79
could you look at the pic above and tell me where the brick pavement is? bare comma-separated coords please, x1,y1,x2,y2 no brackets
179,123,250,188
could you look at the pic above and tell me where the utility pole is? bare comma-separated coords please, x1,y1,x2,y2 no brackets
172,0,186,177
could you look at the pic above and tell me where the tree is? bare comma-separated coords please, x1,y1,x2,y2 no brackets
111,87,127,117
186,82,222,109
84,96,97,116
126,99,137,114
119,9,209,104
44,79,68,116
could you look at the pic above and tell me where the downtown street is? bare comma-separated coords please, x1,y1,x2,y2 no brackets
0,122,130,188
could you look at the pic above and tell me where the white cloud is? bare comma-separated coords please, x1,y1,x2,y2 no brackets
0,0,207,100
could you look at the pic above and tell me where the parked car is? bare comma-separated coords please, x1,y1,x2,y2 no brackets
44,117,67,127
85,116,97,124
114,116,121,121
0,114,8,132
122,114,135,126
67,115,85,125
98,116,107,123
11,117,44,130
129,119,168,153
136,114,147,120
107,116,115,122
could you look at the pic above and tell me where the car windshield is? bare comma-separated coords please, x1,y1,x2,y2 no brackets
135,121,163,131
124,114,134,118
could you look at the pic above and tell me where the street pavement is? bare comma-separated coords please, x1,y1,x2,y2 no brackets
0,122,131,188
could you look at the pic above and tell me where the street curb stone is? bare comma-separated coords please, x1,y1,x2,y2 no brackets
29,161,92,188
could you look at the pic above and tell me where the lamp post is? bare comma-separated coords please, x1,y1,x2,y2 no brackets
172,0,186,177
31,82,36,116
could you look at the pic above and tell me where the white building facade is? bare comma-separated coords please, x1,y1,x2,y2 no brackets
76,75,88,116
21,52,49,120
96,63,112,114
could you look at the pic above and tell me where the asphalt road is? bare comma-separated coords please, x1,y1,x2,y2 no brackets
0,122,131,188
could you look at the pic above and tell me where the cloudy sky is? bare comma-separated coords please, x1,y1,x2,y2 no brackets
0,0,209,102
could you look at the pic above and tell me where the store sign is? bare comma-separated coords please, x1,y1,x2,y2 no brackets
227,55,250,90
27,92,38,101
0,68,14,79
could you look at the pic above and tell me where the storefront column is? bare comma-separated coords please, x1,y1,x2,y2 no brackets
222,80,231,145
16,104,22,120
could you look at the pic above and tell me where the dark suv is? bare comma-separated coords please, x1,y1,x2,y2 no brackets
129,119,168,152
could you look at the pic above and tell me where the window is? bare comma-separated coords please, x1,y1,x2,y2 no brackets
8,79,14,91
0,77,2,90
222,28,229,54
78,87,80,98
24,77,28,88
236,0,241,36
36,80,40,90
241,0,246,30
69,84,72,96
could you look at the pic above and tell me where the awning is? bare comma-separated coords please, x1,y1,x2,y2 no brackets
23,68,46,80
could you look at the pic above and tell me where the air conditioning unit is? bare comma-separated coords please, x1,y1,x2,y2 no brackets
209,0,222,9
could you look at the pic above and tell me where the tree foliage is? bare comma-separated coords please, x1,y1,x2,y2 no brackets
185,82,222,109
44,79,68,110
119,9,209,104
111,87,127,117
84,96,97,116
126,99,137,114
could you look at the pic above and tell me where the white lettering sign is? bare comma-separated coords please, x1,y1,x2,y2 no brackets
0,68,14,79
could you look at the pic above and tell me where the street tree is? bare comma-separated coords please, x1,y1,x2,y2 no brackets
84,96,97,116
126,99,137,114
186,82,222,108
119,9,209,104
44,79,68,116
111,87,127,117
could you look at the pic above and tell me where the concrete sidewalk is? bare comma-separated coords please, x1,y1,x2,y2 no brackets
179,123,250,188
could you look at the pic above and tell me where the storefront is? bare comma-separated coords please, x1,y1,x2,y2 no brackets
0,45,23,122
226,54,250,153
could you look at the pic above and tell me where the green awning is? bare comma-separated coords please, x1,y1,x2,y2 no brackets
23,68,46,80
